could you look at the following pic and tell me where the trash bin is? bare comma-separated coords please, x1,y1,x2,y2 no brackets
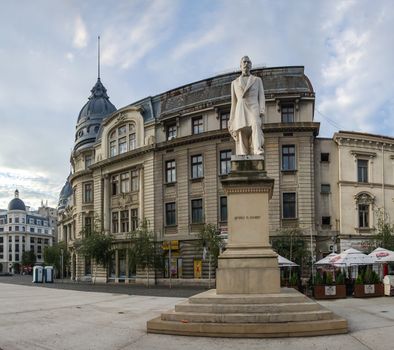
32,266,43,283
44,266,54,283
383,275,394,296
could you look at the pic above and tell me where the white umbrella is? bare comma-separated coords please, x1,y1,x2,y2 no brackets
278,255,298,267
330,248,375,267
368,247,394,263
314,252,338,266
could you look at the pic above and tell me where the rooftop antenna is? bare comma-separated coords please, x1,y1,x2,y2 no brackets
98,35,101,80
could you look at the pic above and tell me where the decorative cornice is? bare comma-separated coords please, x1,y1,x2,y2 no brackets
350,150,377,158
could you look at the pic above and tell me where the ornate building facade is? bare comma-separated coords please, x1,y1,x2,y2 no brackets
58,66,394,283
0,190,56,274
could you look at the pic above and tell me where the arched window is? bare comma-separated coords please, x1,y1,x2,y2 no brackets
354,192,374,229
108,123,137,157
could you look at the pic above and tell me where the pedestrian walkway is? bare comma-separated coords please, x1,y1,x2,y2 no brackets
1,282,394,350
0,275,205,298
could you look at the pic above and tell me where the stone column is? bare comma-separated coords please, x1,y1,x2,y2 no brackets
103,175,110,234
216,156,280,294
115,249,119,283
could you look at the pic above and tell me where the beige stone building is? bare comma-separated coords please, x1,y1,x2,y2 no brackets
58,66,394,283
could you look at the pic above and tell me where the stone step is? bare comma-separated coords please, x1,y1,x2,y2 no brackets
147,316,348,338
175,300,322,314
161,309,334,323
189,289,309,305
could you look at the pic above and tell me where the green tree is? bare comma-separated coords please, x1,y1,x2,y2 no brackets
271,227,310,270
78,218,114,283
127,219,160,287
43,242,70,278
197,224,224,287
375,208,394,250
21,250,36,267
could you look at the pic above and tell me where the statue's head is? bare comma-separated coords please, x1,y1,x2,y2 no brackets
240,56,252,75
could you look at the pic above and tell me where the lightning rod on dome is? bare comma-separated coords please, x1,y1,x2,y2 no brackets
98,35,100,80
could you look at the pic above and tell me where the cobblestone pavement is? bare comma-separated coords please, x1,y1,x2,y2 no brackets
0,275,206,298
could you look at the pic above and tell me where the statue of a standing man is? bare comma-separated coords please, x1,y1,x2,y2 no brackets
228,56,265,155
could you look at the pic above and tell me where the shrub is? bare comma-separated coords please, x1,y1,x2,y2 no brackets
325,273,334,285
314,273,323,286
336,272,345,285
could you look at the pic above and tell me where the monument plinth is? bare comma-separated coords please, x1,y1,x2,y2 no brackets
147,56,346,338
217,156,280,294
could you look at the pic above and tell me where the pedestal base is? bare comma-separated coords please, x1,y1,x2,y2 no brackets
147,289,348,338
216,254,280,294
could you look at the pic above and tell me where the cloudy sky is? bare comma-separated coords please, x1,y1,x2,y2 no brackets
0,0,393,209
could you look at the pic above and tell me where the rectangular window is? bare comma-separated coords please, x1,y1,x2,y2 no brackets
84,217,92,235
165,160,176,183
111,175,118,196
83,183,93,203
15,226,19,232
37,220,42,226
15,217,19,223
9,218,12,223
191,155,203,179
129,133,136,150
165,202,176,226
131,209,138,231
282,193,296,219
281,104,294,123
321,153,330,162
359,204,369,228
322,216,331,226
120,173,130,193
282,145,296,171
321,184,331,194
220,196,228,222
167,124,177,140
220,150,232,175
112,212,119,233
30,227,34,233
192,116,203,135
357,159,368,183
119,137,127,154
85,155,92,169
110,141,117,157
131,170,139,191
220,112,230,129
120,210,129,233
191,199,203,223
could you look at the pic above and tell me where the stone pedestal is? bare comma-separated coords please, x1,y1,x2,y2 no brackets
217,156,280,294
147,156,347,338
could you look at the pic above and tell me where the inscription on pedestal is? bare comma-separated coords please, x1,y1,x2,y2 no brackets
234,216,261,220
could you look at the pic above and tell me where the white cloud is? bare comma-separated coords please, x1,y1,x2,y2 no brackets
73,15,88,48
66,52,74,62
101,0,180,69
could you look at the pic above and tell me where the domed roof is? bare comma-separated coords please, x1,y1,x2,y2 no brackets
8,189,26,211
74,78,116,152
58,175,73,210
77,78,116,122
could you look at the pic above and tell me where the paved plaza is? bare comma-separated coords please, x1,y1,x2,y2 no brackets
1,282,394,350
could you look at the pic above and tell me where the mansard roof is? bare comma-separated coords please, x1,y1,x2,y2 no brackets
126,66,314,121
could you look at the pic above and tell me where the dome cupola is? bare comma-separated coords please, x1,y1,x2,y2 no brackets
74,78,116,152
73,38,116,152
8,189,26,211
58,174,73,210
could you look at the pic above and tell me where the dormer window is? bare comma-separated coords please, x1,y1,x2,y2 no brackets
167,124,177,140
281,104,294,123
108,123,137,158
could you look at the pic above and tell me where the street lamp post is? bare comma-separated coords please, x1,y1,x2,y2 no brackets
60,249,64,283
